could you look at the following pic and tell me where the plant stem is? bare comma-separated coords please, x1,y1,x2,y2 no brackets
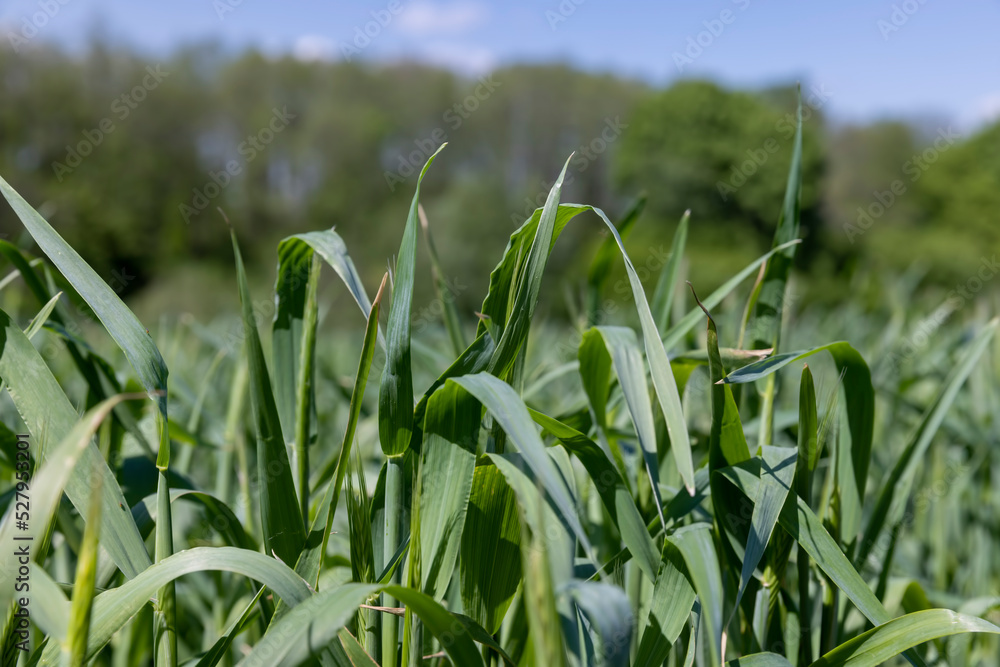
382,455,404,667
294,253,321,527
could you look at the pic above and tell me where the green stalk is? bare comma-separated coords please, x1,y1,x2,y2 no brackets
66,462,103,667
216,359,248,506
294,253,321,527
178,347,226,474
382,456,404,667
153,408,177,666
757,372,777,447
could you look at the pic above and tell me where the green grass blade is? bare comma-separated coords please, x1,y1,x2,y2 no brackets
724,653,793,667
291,253,321,525
35,547,312,665
460,462,522,635
288,274,386,596
747,88,802,352
811,609,1000,667
661,239,801,353
229,226,306,566
273,228,378,444
583,326,665,527
24,292,61,340
488,156,573,379
634,546,696,667
235,584,484,667
378,145,446,667
651,209,689,333
735,445,796,611
413,380,479,597
0,313,150,580
66,464,102,667
0,174,168,418
566,581,633,667
529,408,659,582
451,373,594,562
477,204,591,340
856,317,998,569
796,364,818,665
666,524,723,667
587,194,646,326
586,206,696,494
722,340,874,527
418,203,466,356
379,144,446,458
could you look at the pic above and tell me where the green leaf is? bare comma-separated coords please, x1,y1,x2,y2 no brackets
634,545,696,667
585,207,695,495
856,318,998,569
0,312,150,581
236,584,485,667
273,228,377,444
566,581,633,667
811,609,1000,667
24,292,61,340
288,274,386,596
661,239,802,353
0,174,168,418
666,524,724,667
587,194,646,326
0,396,129,628
450,373,594,562
529,409,659,582
722,341,874,526
34,547,313,665
650,209,689,333
413,380,479,597
418,203,466,357
379,144,446,457
580,326,665,527
735,445,796,609
488,156,573,379
230,226,306,565
724,653,793,667
746,88,802,352
460,462,522,635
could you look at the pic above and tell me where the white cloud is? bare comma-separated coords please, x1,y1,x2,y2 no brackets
396,1,488,36
292,35,337,62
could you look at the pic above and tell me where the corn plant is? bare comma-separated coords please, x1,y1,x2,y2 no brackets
0,96,999,667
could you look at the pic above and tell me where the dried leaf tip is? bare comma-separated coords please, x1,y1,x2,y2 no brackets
217,207,232,230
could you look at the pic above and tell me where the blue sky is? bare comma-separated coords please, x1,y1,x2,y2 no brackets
3,0,999,129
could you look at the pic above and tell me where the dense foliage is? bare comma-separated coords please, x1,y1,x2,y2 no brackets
1,92,999,666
